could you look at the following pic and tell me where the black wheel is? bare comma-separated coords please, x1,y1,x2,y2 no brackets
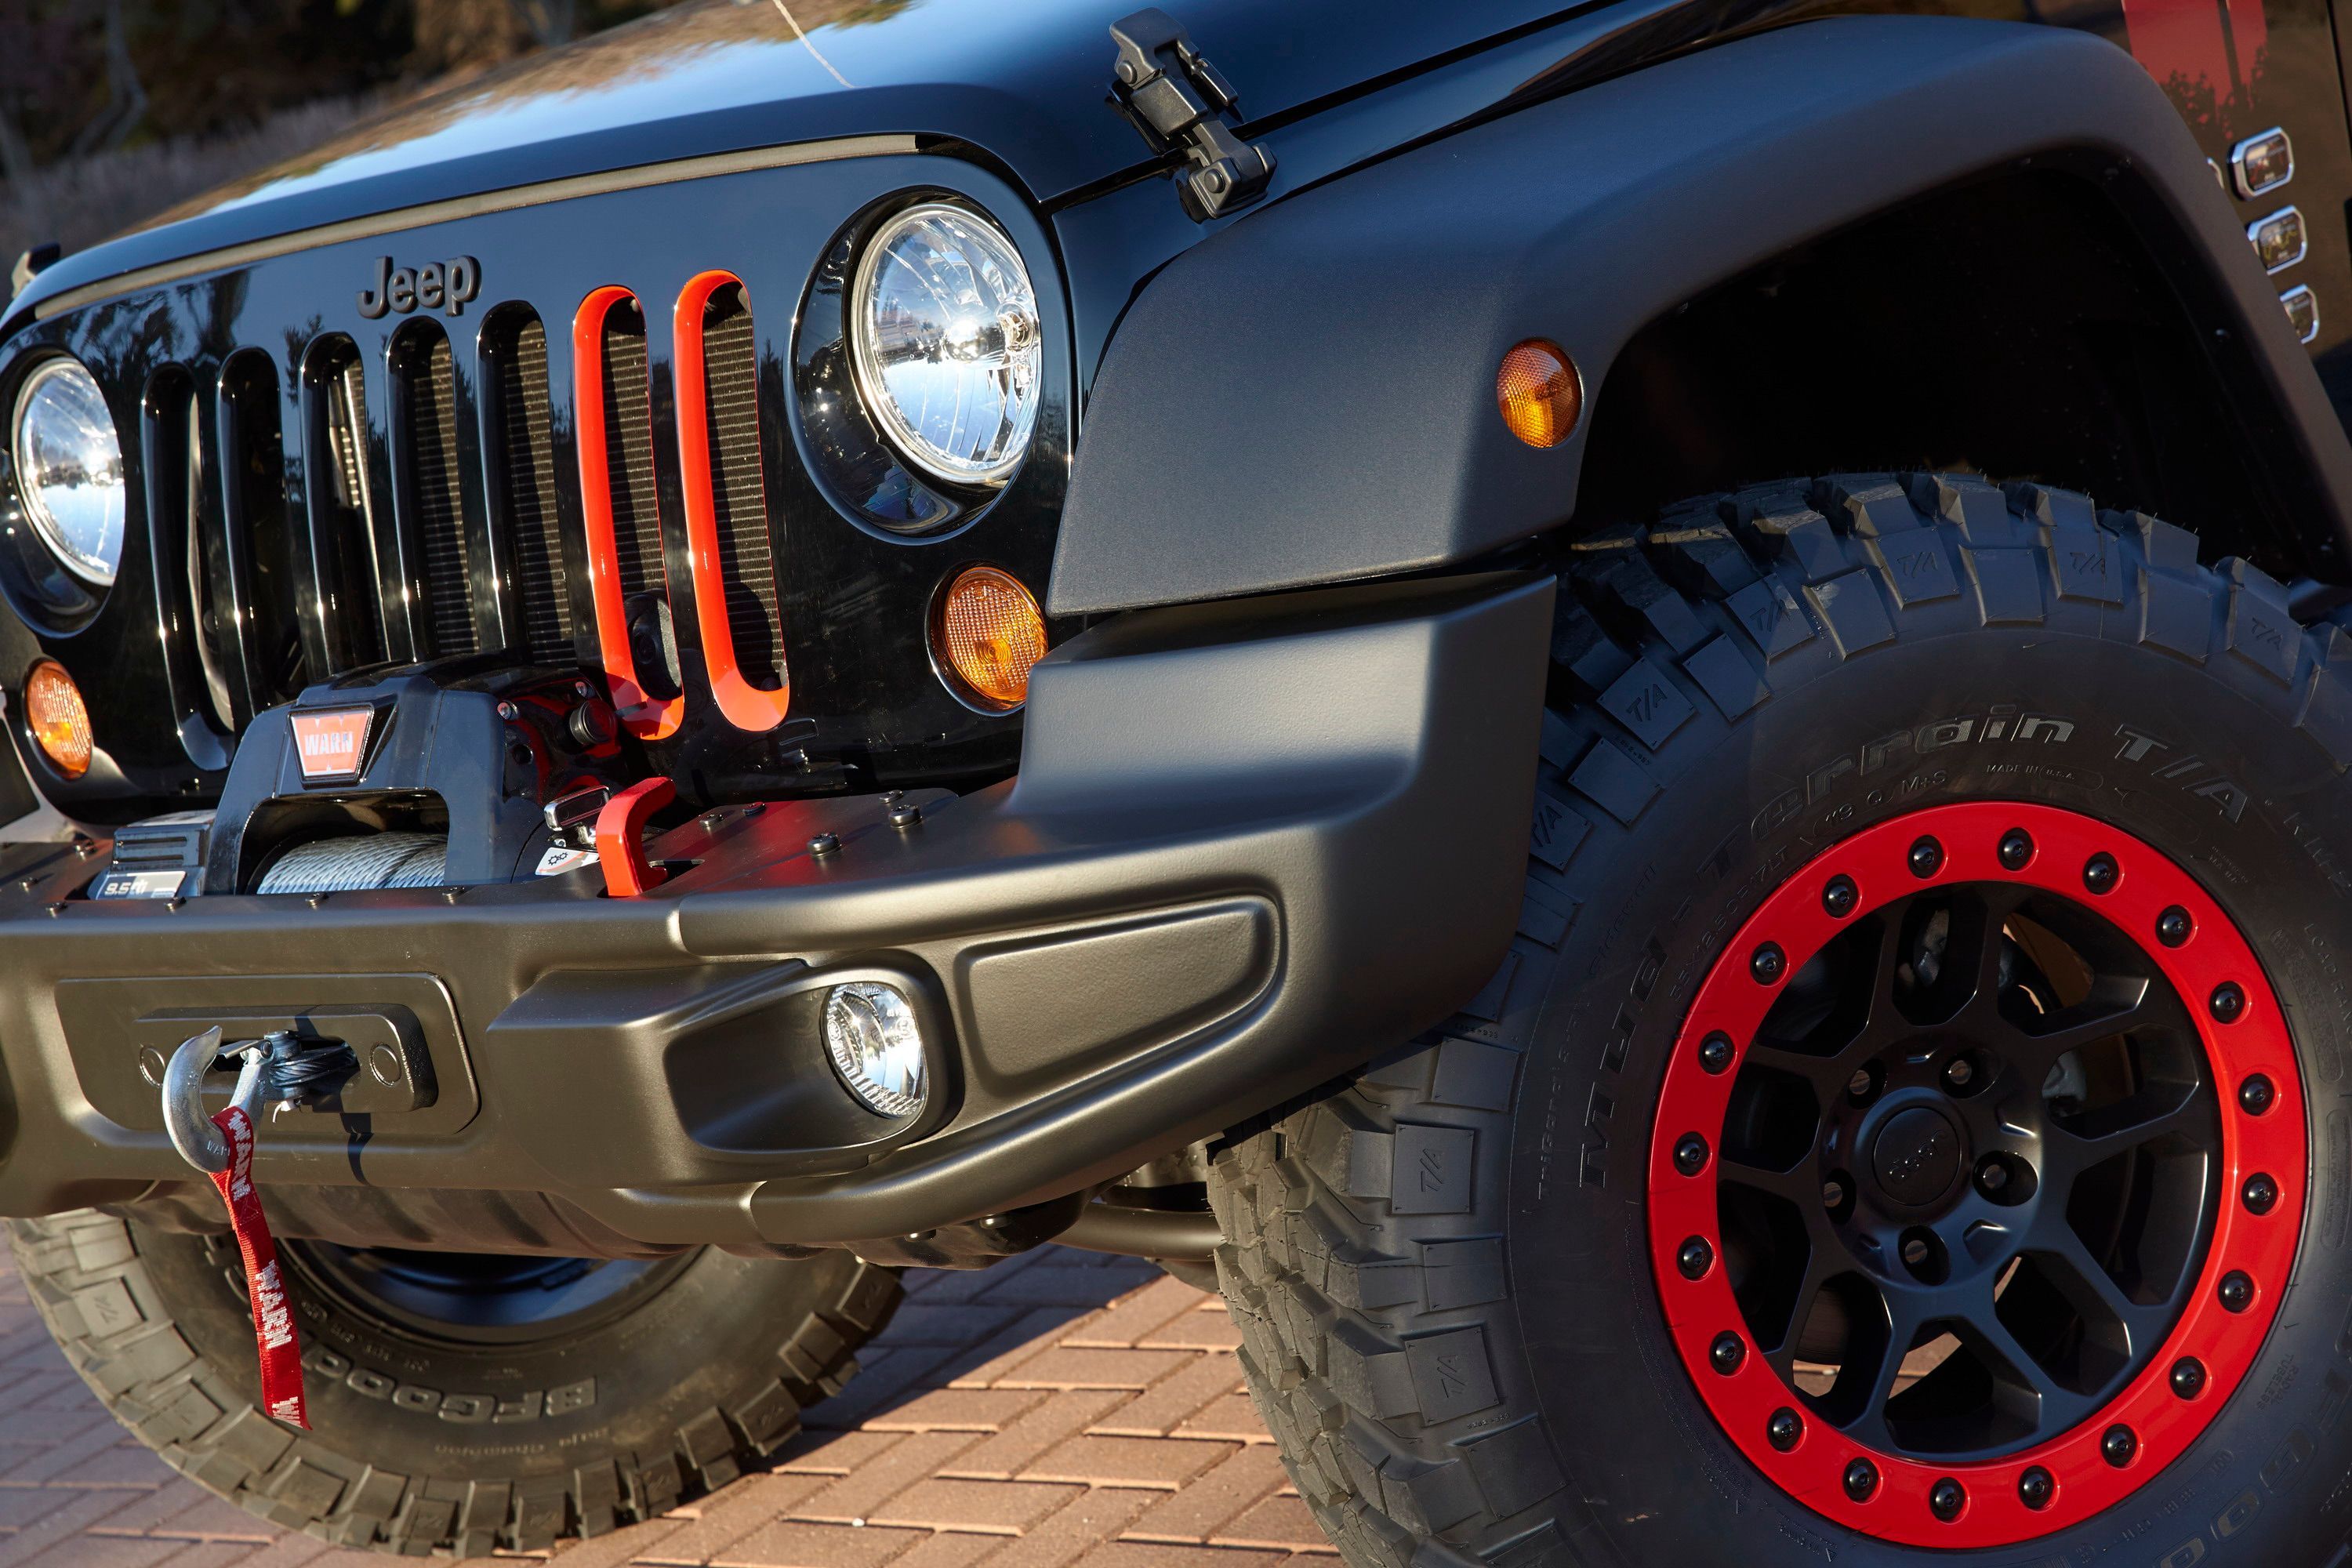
1210,475,2352,1567
6,1210,898,1554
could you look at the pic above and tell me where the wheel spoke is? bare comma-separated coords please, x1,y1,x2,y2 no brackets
1965,1304,2104,1436
2005,977,2155,1069
1719,1151,1821,1210
1741,1041,1856,1096
2042,1081,2205,1187
1758,1243,1846,1370
1834,1288,1934,1453
2021,1215,2174,1354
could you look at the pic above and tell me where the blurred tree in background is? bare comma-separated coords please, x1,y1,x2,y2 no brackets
0,0,678,262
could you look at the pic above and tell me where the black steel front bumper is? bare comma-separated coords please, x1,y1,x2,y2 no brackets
0,573,1552,1254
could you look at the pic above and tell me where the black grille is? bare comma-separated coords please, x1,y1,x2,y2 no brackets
600,306,666,602
702,286,784,688
403,334,478,658
491,317,572,665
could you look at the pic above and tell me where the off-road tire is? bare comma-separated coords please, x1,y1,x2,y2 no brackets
7,1210,898,1555
1208,474,2352,1567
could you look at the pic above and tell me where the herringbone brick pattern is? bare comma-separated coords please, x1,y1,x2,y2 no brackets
0,1245,1325,1568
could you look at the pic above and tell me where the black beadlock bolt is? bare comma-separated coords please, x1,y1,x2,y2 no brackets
2019,1467,2054,1510
1709,1332,1745,1375
2157,906,2194,947
1908,837,1945,878
2240,1075,2277,1116
2101,1425,2138,1468
2243,1172,2279,1215
2210,982,2247,1025
1677,1236,1714,1280
2220,1271,2255,1312
1767,1408,1802,1452
1751,942,1787,985
1930,1478,1966,1523
1822,876,1858,918
1998,829,2034,871
2171,1357,2208,1399
1842,1458,1878,1503
1699,1033,1735,1075
2083,852,2120,895
1673,1133,1711,1178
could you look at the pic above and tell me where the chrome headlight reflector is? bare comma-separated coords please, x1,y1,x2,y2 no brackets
12,359,125,586
850,202,1041,487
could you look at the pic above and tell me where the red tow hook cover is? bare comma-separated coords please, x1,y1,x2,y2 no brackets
596,778,677,898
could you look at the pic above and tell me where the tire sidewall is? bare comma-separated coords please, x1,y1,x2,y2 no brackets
1507,621,2352,1566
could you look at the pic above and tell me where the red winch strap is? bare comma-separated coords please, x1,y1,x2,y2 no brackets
207,1106,309,1428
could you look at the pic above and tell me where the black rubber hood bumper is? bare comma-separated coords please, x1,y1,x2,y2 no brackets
0,572,1552,1253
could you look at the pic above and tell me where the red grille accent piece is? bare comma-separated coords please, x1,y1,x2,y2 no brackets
571,285,681,740
673,270,791,733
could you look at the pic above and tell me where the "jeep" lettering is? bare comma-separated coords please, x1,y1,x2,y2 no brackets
357,255,481,319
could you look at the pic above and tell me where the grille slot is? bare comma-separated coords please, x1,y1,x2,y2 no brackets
394,328,480,659
218,350,309,710
305,336,386,671
486,312,573,665
573,286,684,738
601,303,668,608
699,284,784,688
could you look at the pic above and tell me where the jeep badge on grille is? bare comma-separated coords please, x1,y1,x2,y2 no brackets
357,255,481,318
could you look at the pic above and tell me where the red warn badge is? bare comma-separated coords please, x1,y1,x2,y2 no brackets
289,707,375,785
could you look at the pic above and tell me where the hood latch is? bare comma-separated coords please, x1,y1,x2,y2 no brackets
1109,9,1276,223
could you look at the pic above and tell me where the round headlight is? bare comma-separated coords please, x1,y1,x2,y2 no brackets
12,359,125,586
850,203,1041,488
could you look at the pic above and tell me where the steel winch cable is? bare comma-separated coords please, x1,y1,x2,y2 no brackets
255,832,448,895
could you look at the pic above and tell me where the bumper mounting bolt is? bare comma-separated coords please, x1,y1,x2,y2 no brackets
495,700,521,721
1930,1478,1965,1522
2083,852,2119,895
2018,1467,2054,1509
808,833,841,858
1842,1458,1878,1502
2220,1270,2254,1312
1676,1236,1713,1279
1708,1331,1744,1374
2157,905,2194,946
1766,1407,1802,1451
307,891,328,909
1997,829,2033,870
45,901,63,916
2171,1356,2207,1399
2240,1074,2276,1115
1672,1132,1710,1177
2100,1425,2137,1467
1822,876,1857,917
889,802,923,829
1908,837,1944,877
1698,1032,1734,1074
2209,982,2246,1023
1750,942,1786,984
2242,1171,2278,1214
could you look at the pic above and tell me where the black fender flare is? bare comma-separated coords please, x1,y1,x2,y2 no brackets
1048,15,2352,615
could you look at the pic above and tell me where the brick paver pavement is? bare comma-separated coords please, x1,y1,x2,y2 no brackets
0,1243,1329,1568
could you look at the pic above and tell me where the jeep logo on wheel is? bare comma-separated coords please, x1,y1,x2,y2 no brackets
357,254,481,319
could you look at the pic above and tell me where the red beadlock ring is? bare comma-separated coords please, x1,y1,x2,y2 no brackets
1647,803,2305,1548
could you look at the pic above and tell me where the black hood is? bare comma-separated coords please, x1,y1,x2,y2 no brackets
16,0,1570,314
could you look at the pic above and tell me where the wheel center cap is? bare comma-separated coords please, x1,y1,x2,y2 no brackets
1871,1105,1965,1207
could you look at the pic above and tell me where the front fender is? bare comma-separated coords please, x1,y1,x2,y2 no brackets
1049,15,2352,613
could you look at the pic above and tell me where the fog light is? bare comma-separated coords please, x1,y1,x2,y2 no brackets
24,659,89,778
933,565,1046,711
823,981,927,1118
1496,339,1581,448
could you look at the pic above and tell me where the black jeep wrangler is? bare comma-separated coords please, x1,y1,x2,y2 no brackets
5,0,2352,1563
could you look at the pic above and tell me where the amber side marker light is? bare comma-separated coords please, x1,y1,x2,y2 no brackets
934,566,1047,711
1496,338,1583,448
24,659,90,779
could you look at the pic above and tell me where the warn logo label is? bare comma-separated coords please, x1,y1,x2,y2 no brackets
290,707,376,784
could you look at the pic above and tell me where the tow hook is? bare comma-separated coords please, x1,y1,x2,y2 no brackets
160,1026,358,1174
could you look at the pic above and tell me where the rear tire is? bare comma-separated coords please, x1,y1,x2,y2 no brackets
6,1211,898,1555
1210,476,2352,1566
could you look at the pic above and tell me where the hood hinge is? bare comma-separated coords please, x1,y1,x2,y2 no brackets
1109,8,1276,222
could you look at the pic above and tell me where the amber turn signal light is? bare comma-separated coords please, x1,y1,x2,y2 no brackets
934,566,1047,711
1496,339,1582,448
24,659,90,779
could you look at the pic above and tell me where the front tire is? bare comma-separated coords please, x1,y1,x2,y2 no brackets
6,1213,898,1555
1210,475,2352,1567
